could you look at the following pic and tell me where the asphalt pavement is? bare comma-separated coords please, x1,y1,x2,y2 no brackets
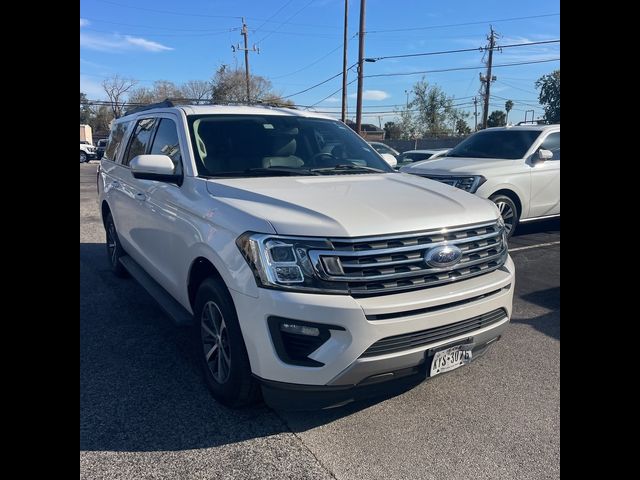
80,162,559,480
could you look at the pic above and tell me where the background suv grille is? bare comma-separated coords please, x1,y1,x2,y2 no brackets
309,221,507,296
360,308,508,357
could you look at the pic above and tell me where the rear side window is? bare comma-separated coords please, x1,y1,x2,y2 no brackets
539,132,560,160
103,121,133,163
123,118,157,166
149,118,183,175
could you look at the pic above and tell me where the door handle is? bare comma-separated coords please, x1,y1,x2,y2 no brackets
135,192,147,201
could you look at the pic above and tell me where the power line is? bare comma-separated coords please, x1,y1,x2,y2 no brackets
365,40,559,62
365,13,560,34
495,79,539,95
82,27,239,38
364,58,560,78
256,0,316,44
254,0,297,33
271,36,357,79
282,63,358,99
80,17,239,32
92,0,338,28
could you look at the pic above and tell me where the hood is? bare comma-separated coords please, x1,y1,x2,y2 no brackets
401,156,518,175
205,173,498,237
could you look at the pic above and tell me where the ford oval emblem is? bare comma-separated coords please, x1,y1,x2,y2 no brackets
425,245,463,268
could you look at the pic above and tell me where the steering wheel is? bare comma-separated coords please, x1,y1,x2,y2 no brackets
312,152,339,167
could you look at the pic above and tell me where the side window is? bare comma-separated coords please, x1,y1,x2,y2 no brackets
123,118,157,167
103,121,133,163
150,118,183,175
539,132,560,160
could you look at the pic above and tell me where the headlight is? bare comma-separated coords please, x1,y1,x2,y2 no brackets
236,232,348,293
448,175,486,193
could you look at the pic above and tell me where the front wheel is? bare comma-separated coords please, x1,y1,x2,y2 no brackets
490,194,519,239
194,278,260,408
80,151,87,163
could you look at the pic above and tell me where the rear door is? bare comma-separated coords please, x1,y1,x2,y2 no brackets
527,130,560,217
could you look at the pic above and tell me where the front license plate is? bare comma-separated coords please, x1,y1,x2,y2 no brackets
430,345,472,377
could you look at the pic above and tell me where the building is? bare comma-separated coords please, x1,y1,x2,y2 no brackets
345,120,385,141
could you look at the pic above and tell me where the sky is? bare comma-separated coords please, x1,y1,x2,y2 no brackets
80,0,560,126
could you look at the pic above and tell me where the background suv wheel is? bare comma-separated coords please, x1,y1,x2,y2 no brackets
490,194,519,238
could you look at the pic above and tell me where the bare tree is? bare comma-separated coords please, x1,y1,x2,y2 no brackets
102,75,138,118
180,80,212,104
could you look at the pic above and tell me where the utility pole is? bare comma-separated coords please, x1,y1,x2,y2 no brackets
341,0,349,122
404,89,409,107
355,0,366,136
377,115,383,129
481,26,498,129
232,18,259,103
473,97,478,131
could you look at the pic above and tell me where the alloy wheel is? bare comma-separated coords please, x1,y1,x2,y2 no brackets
106,222,118,267
201,301,231,384
495,200,515,235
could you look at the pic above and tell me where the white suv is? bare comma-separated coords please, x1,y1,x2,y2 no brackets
80,141,97,163
98,103,515,410
400,125,560,237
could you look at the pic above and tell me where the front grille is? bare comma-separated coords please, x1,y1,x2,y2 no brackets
309,221,507,296
360,308,507,358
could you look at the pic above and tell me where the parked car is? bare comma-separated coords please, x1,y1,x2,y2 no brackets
400,125,559,237
397,149,450,169
96,138,108,160
80,141,97,163
98,102,514,410
367,142,398,168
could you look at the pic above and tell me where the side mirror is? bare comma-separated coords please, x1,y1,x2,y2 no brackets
380,153,398,168
535,149,553,163
130,155,181,184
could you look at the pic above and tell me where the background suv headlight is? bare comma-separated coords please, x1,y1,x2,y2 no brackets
448,175,486,193
236,232,348,294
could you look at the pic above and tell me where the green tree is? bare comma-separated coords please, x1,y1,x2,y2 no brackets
487,110,507,127
383,121,402,140
455,118,471,135
410,78,455,136
88,105,114,133
80,92,93,124
504,100,514,125
211,66,292,105
535,69,560,123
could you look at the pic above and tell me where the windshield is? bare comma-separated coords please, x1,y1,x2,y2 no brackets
187,114,394,177
446,130,542,159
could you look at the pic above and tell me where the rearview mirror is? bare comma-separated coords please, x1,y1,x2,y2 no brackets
536,149,553,163
130,155,181,184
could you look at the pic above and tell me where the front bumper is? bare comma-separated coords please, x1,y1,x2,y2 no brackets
230,255,514,403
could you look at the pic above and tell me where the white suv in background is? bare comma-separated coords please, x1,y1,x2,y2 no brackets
98,103,514,410
400,125,560,237
80,141,97,163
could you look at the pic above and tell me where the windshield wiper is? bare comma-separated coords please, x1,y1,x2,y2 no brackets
208,167,318,177
310,164,387,174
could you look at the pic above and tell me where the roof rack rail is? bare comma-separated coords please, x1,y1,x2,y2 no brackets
516,119,548,126
124,99,174,116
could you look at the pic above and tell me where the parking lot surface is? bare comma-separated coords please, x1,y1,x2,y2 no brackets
80,163,559,480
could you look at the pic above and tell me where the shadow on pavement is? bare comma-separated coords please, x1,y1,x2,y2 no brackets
80,242,398,452
510,287,560,341
512,217,560,237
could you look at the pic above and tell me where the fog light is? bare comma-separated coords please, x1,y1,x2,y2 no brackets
280,323,321,337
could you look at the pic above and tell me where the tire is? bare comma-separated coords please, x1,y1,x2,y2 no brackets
80,151,87,163
104,212,129,277
194,277,260,408
490,194,519,239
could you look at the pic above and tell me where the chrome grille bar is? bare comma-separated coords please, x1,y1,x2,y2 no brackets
307,220,507,296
